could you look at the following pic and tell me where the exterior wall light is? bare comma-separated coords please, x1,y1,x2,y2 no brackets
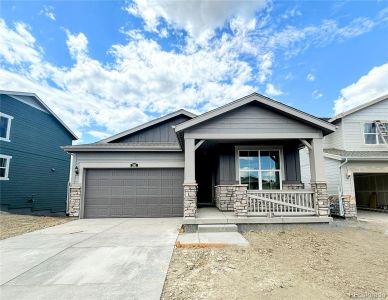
75,166,79,175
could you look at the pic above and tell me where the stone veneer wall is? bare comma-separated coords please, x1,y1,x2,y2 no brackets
214,185,248,216
328,194,357,218
311,182,329,216
68,185,81,217
215,185,238,211
183,184,198,217
233,185,248,217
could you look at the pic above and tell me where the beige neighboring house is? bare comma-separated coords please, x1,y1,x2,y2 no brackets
301,95,388,218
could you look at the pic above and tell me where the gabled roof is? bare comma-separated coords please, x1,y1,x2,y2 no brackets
175,93,336,134
1,90,78,140
99,109,196,143
329,94,388,123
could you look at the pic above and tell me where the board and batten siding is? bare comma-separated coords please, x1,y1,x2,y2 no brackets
185,103,322,136
72,151,185,184
340,99,387,151
113,115,191,144
0,94,73,213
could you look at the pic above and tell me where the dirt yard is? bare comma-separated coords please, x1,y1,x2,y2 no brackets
162,214,388,300
0,212,74,239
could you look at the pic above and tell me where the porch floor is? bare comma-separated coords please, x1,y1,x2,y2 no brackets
183,207,333,225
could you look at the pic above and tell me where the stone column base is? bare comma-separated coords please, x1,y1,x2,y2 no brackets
183,183,198,217
329,194,357,218
233,185,248,217
311,182,329,216
68,185,81,217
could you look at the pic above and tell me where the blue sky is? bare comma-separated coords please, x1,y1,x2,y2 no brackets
1,0,387,144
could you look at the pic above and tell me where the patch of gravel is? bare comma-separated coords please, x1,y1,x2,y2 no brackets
162,220,388,300
0,212,74,239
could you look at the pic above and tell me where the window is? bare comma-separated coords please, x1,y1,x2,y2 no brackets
364,122,387,145
239,150,281,190
0,155,11,180
0,112,14,142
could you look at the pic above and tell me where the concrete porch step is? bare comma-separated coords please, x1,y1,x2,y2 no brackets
198,224,238,233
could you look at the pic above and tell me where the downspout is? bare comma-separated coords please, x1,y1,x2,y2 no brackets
338,158,348,217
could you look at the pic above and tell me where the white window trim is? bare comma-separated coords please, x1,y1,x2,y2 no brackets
0,112,14,142
235,146,284,190
363,122,388,145
0,154,12,180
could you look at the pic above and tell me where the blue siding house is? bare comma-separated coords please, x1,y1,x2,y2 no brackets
0,91,77,214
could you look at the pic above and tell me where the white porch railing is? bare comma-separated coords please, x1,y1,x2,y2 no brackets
247,190,316,217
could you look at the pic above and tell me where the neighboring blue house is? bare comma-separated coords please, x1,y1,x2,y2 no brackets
0,91,77,215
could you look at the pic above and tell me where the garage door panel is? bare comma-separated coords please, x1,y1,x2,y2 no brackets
84,168,183,218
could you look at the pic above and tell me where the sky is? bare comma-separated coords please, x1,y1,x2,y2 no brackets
0,0,387,144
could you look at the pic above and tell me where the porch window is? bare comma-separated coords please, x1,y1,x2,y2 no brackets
239,150,281,190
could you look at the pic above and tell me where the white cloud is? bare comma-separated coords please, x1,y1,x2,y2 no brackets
66,31,88,60
0,20,42,65
88,130,113,140
265,83,283,96
125,0,267,43
40,6,56,21
306,73,315,81
312,90,323,99
334,63,388,114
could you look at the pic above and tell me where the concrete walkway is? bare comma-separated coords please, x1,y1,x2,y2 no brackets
0,218,181,300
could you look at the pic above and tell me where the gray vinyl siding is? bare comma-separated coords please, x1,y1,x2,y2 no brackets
186,103,322,135
216,142,301,185
72,152,184,184
324,157,341,195
113,115,190,144
299,148,311,189
300,148,341,194
0,94,73,213
323,120,343,149
341,99,388,151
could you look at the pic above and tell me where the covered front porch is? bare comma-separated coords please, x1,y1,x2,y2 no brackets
174,94,335,223
182,137,330,221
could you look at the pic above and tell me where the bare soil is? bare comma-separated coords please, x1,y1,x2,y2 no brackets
162,216,388,300
0,212,74,239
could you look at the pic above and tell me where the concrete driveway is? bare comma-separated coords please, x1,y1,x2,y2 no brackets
0,218,181,300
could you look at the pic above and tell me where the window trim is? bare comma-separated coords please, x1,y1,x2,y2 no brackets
0,112,14,142
363,122,387,145
0,154,12,180
235,146,284,190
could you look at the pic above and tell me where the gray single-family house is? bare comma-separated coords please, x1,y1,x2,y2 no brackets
64,93,336,223
0,90,78,214
300,95,388,218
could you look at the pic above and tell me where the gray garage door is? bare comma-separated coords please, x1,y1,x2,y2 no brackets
84,168,184,218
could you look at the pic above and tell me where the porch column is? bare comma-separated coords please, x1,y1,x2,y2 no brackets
309,138,329,216
183,138,197,217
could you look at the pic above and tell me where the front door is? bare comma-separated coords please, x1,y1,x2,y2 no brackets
196,150,214,206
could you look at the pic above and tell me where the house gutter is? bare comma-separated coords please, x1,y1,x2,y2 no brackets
338,158,348,217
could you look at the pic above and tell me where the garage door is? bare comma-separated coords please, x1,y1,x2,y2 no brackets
354,173,388,209
84,168,184,218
